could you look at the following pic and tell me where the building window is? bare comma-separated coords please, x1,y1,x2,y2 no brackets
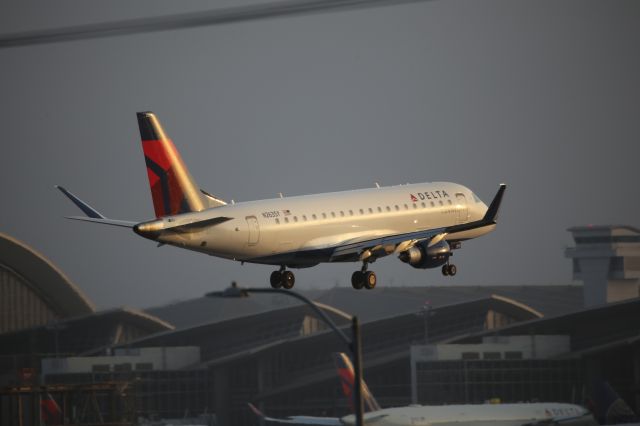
483,352,502,360
461,352,480,360
505,351,523,360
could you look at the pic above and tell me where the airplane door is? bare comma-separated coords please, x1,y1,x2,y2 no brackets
246,216,260,245
455,193,469,224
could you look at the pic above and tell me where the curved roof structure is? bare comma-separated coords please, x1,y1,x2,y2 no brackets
0,232,95,332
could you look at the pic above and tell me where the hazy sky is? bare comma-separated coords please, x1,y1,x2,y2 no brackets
0,1,638,309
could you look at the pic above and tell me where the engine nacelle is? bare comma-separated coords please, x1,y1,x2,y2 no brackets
398,240,451,269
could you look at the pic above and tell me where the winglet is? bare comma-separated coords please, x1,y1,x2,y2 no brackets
482,184,506,223
55,186,105,219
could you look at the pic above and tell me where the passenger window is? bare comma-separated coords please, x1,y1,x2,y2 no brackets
293,216,298,222
302,215,307,221
322,213,327,219
275,218,280,224
431,201,435,207
377,207,382,213
340,211,345,217
413,203,417,209
331,212,336,218
312,214,317,220
421,202,426,208
404,204,408,210
284,217,289,223
439,200,443,206
395,205,400,211
386,206,391,212
349,210,353,216
359,209,364,215
368,208,373,214
447,200,452,205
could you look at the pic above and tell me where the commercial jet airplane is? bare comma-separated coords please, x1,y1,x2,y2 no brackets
58,112,506,290
248,353,597,426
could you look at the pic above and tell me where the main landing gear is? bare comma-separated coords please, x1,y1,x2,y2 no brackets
441,263,457,276
351,263,376,290
270,266,295,289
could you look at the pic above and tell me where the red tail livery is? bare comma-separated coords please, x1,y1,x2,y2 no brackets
137,112,205,218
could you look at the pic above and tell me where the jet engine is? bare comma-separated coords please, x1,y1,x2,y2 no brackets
398,240,451,269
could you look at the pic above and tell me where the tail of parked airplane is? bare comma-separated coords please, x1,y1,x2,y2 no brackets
137,112,225,218
332,352,381,413
40,392,62,425
589,381,638,425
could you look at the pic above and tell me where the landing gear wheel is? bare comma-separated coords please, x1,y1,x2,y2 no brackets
351,271,364,290
364,271,377,290
270,271,283,289
442,265,449,276
282,271,295,289
447,264,457,276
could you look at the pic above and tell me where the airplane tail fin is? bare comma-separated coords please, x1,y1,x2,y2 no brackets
333,352,381,413
590,381,638,425
40,392,62,425
137,112,214,218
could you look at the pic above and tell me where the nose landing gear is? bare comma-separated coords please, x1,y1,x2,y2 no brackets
270,266,295,289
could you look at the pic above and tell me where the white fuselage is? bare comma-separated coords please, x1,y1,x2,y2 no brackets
144,182,492,267
341,402,596,426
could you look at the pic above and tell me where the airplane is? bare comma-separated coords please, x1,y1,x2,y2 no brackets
248,352,598,426
57,111,506,290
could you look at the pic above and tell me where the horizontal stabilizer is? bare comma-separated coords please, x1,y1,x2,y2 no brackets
166,216,233,233
57,186,137,228
65,216,136,228
56,186,104,218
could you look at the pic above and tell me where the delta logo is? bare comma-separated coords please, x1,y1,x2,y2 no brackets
410,190,450,202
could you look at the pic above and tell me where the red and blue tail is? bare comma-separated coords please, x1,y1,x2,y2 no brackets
333,352,381,413
137,112,206,218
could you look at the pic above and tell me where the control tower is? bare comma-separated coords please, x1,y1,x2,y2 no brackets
566,225,640,307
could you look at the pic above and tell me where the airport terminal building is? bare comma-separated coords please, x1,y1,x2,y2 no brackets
1,228,640,425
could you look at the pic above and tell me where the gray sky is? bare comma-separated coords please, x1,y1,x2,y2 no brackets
1,1,638,309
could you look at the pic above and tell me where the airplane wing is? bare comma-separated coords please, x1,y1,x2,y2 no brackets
248,403,343,425
56,186,137,228
329,184,506,261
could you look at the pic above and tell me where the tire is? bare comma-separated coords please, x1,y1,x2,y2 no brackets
282,271,295,289
270,271,282,288
351,271,364,290
447,264,457,276
441,265,449,276
364,271,377,290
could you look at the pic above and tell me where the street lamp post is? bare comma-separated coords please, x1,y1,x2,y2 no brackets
206,284,365,426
